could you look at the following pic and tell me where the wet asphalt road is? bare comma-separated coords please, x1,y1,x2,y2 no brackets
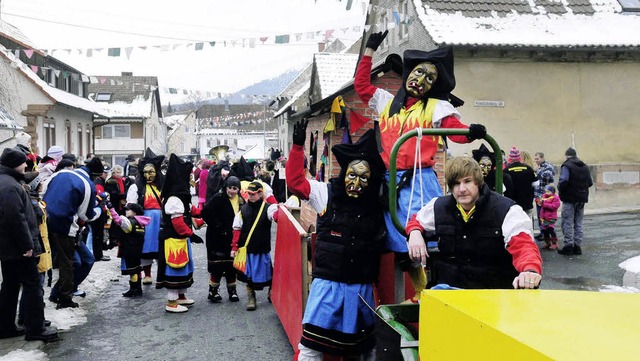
41,225,293,361
37,211,640,360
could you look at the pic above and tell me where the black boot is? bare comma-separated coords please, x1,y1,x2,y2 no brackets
123,280,143,297
208,284,222,303
557,244,574,256
228,284,239,302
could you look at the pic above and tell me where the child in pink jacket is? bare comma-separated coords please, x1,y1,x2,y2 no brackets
538,185,561,250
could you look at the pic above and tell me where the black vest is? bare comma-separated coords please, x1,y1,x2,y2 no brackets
160,196,193,240
314,183,386,284
559,158,591,203
119,217,145,257
432,185,518,289
239,201,272,254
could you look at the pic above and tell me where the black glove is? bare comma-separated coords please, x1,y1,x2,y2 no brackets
292,118,308,146
467,124,487,141
106,201,113,209
366,30,388,51
190,234,204,244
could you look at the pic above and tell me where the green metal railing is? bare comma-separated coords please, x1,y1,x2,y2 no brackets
388,129,503,236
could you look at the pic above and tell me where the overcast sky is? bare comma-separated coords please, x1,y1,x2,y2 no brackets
1,0,367,99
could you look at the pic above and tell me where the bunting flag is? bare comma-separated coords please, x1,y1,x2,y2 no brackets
341,125,352,144
349,110,370,134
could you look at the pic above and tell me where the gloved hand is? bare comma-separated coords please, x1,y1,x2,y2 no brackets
98,192,108,200
190,234,204,244
467,124,487,141
366,30,388,51
292,118,308,146
106,201,113,209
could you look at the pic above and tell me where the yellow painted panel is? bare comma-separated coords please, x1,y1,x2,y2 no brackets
420,290,640,360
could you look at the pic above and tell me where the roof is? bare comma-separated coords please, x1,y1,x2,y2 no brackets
88,76,159,118
314,52,359,98
274,81,310,117
415,0,640,49
0,49,111,117
0,19,42,54
0,105,23,130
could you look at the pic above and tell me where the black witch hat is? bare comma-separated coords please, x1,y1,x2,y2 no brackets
332,129,386,182
161,154,193,200
231,156,254,182
472,143,494,164
389,46,461,117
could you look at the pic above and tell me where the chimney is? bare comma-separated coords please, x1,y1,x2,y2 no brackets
318,42,326,52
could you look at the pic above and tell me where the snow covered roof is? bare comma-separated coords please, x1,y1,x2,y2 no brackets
314,52,359,98
274,81,310,117
89,76,159,119
415,0,640,49
0,19,41,53
0,105,23,130
0,50,111,117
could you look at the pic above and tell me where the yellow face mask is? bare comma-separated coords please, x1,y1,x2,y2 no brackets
405,62,438,98
143,164,156,184
344,160,371,198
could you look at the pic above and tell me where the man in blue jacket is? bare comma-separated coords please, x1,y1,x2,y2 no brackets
44,157,103,308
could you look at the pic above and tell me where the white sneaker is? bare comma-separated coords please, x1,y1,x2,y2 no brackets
176,297,195,306
165,304,188,313
142,277,153,285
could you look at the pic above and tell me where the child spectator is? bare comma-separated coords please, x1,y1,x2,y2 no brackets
537,185,561,250
108,202,150,297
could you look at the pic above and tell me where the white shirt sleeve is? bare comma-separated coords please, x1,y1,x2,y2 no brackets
432,100,461,128
126,184,138,204
413,198,437,232
369,88,394,115
502,205,535,247
164,196,184,217
307,180,329,214
232,211,243,230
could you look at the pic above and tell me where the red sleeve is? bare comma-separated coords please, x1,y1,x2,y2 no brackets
95,184,105,194
171,217,193,237
265,195,277,205
190,204,201,216
354,55,377,104
405,214,424,234
507,232,542,274
231,229,241,251
285,145,311,200
440,115,471,144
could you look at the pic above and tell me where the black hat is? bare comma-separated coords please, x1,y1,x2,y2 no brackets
124,203,144,216
126,154,136,162
565,147,577,157
226,175,240,189
161,154,193,199
103,163,111,172
62,153,78,164
331,129,386,175
247,181,263,193
1,147,27,168
389,46,460,117
231,156,254,182
472,143,494,163
86,157,104,176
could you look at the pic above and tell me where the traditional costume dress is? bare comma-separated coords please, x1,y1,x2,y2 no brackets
287,129,387,360
231,181,278,311
156,154,202,313
126,148,165,284
354,44,486,302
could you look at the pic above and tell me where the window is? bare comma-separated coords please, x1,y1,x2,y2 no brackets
77,124,83,158
180,142,185,152
95,93,112,101
46,69,57,87
66,122,72,151
184,126,190,134
43,121,56,151
113,155,127,167
102,124,131,139
382,14,390,48
86,128,91,155
399,0,409,39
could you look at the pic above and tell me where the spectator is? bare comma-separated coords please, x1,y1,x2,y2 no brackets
533,152,555,240
407,156,542,289
123,154,138,179
13,132,38,172
198,160,212,209
200,176,244,303
557,148,593,256
538,185,561,250
504,146,538,219
0,148,58,342
43,156,103,309
37,145,64,180
90,161,111,262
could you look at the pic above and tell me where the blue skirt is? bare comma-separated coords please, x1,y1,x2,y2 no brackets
384,168,442,252
302,279,375,334
141,209,161,258
240,252,272,289
155,237,195,290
